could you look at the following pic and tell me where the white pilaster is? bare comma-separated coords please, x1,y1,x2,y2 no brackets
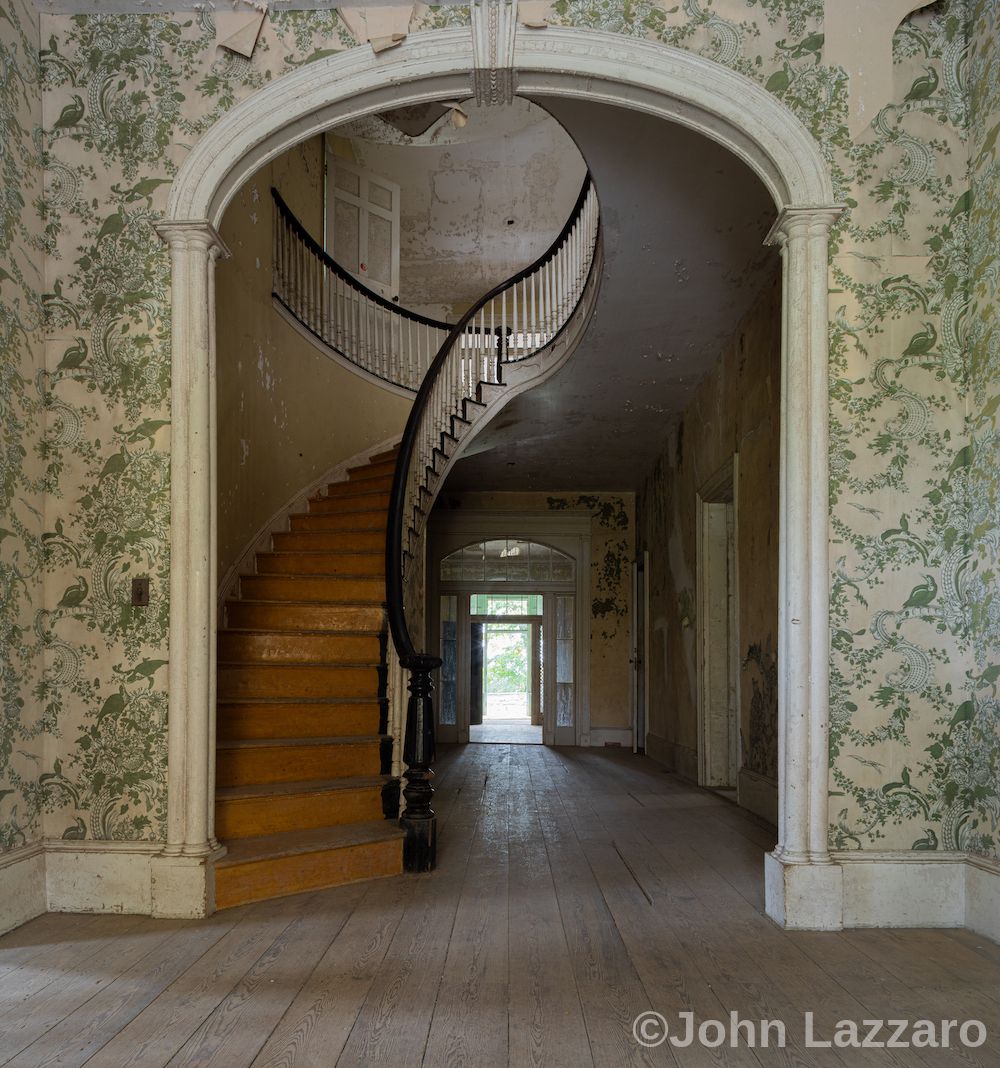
153,220,229,915
765,207,844,929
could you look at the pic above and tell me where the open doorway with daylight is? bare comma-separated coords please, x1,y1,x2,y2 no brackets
430,535,588,746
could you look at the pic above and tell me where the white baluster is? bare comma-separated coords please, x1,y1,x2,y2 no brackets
501,288,507,367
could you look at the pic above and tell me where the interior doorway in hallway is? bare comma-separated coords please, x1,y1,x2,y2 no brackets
471,598,543,744
429,531,588,746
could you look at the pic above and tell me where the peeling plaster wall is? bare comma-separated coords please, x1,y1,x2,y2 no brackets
216,137,411,580
336,100,587,320
637,272,781,793
435,491,635,731
0,0,45,851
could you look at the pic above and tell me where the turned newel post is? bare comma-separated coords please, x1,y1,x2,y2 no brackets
400,652,441,871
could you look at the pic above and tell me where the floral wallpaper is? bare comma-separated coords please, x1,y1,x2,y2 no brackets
0,0,45,850
965,0,1000,858
0,0,997,859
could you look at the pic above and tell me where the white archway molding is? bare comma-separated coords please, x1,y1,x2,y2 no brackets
168,28,834,225
159,25,844,929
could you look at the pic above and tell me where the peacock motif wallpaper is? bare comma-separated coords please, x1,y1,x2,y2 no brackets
0,0,997,860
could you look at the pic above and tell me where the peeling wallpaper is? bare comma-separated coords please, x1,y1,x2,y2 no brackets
0,0,997,858
637,272,781,787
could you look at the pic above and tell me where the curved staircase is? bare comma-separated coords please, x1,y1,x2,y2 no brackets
214,447,404,909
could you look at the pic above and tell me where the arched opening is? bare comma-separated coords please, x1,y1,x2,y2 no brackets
158,26,841,929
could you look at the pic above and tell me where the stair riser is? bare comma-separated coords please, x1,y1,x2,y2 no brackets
218,665,379,700
326,476,393,497
289,512,386,532
238,575,384,602
218,632,380,664
215,786,384,839
308,493,390,513
217,743,381,787
218,702,381,740
254,553,384,577
225,602,383,632
214,837,402,909
272,531,384,552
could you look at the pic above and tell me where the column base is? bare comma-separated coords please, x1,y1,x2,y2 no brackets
764,851,843,930
151,846,226,918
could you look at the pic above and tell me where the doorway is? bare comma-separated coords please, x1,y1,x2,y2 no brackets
431,532,587,746
470,610,543,744
697,459,739,793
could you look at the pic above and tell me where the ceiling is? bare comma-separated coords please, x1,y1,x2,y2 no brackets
442,96,779,494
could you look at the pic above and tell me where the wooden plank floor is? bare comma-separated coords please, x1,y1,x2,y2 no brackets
2,744,1000,1066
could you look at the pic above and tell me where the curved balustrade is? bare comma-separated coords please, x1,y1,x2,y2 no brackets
272,189,452,391
385,175,600,870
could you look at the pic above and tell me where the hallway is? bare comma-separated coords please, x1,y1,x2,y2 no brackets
2,746,1000,1066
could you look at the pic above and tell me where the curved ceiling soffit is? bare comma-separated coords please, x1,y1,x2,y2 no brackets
166,26,836,228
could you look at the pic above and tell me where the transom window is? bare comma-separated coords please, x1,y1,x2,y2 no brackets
440,539,575,584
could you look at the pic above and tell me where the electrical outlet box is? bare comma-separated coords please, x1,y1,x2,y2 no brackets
131,577,150,607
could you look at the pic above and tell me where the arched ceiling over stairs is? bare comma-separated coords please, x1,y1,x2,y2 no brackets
444,96,778,493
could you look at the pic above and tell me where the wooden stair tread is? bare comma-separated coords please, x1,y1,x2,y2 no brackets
220,628,382,637
217,821,404,867
227,598,385,606
257,550,383,557
218,659,379,668
216,775,386,801
241,571,382,579
218,695,378,705
217,735,382,749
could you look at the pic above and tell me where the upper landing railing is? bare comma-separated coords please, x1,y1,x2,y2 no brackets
272,189,453,391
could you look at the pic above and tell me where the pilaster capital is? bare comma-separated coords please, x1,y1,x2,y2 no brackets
154,219,231,259
765,205,846,247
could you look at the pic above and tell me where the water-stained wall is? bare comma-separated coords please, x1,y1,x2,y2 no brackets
433,490,635,733
216,137,411,581
637,272,781,809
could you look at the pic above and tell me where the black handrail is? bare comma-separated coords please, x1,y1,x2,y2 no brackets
271,188,454,331
384,173,595,871
386,172,593,663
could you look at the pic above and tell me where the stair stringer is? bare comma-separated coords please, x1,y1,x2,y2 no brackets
402,237,605,564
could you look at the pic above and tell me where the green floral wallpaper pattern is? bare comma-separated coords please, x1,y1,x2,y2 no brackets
0,0,46,850
0,0,997,858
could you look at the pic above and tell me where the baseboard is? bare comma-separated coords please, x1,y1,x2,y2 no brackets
639,733,699,781
44,840,164,914
737,767,778,825
644,730,672,767
0,842,46,935
833,850,968,929
217,432,402,618
588,728,633,747
965,854,1000,943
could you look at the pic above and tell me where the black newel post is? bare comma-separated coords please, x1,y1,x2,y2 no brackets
400,652,441,872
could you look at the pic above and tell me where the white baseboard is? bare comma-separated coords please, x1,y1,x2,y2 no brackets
834,850,967,929
217,432,402,618
588,728,633,748
965,854,1000,943
44,840,164,914
0,843,46,935
737,767,778,825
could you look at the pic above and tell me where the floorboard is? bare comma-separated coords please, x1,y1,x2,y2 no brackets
0,745,998,1066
